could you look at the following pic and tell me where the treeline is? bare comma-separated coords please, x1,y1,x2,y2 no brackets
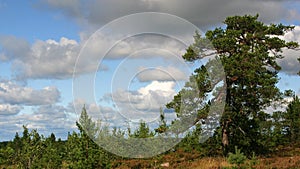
0,106,172,169
0,95,300,168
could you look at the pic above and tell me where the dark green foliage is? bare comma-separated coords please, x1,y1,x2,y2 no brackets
227,146,247,169
0,108,115,169
249,152,259,169
155,108,168,134
210,14,298,154
168,14,299,156
66,106,113,169
130,121,155,138
285,95,300,143
175,124,202,152
0,145,14,166
37,134,63,169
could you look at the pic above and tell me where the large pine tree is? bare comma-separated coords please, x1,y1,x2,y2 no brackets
167,14,299,155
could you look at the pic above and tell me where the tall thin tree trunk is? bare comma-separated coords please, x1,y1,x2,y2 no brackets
222,120,230,155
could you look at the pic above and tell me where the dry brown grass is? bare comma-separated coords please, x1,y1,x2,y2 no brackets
113,148,300,169
4,148,300,168
190,156,300,169
190,157,232,169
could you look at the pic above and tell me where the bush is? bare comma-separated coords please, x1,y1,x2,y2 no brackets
248,152,259,169
227,146,247,169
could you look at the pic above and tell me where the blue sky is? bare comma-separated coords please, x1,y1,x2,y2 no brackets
0,1,79,42
0,0,300,141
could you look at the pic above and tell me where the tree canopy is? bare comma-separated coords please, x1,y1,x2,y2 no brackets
167,14,299,155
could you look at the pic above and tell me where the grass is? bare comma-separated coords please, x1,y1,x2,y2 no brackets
2,147,300,168
191,156,300,169
113,147,300,169
191,157,232,169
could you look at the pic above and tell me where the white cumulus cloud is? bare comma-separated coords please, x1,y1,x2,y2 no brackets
277,26,300,75
0,104,22,115
137,66,188,82
107,81,176,122
0,81,60,106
